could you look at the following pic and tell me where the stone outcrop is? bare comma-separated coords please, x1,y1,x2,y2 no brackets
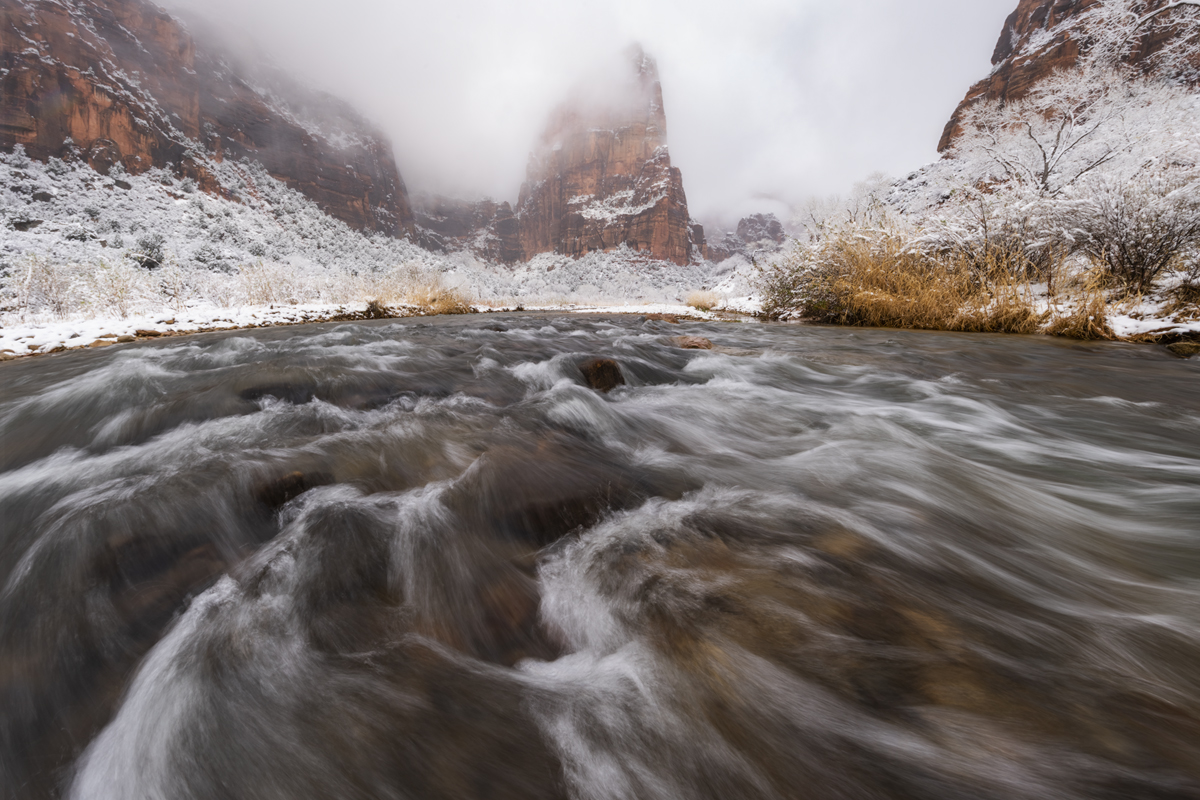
706,213,788,262
514,46,704,265
0,0,414,236
940,0,1200,151
412,193,522,264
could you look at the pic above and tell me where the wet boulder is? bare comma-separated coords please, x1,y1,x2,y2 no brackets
1166,341,1200,358
578,358,625,393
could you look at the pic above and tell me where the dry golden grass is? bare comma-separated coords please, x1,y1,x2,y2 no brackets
1162,281,1200,322
686,290,721,312
406,282,474,315
819,236,1042,334
1043,267,1115,340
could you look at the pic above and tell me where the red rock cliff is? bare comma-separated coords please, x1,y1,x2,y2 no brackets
0,0,414,236
939,0,1200,151
515,47,703,266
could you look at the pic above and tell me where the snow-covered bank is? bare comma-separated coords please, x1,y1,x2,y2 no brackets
0,144,762,348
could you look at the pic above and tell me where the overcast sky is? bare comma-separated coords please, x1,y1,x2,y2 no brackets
163,0,1017,225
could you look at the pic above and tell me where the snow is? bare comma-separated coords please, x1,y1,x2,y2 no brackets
0,146,763,360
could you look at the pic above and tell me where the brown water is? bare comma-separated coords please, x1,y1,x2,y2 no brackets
1,315,1199,800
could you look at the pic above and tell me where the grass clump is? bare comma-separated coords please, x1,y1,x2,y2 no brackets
759,232,1042,334
686,290,721,312
1042,268,1114,340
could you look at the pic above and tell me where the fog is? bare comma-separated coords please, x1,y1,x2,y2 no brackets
162,0,1016,225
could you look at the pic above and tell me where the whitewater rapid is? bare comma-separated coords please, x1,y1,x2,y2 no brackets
1,315,1198,800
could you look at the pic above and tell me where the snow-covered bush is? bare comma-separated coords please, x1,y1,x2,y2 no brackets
130,233,167,270
1076,174,1200,292
5,256,80,319
86,261,150,318
239,260,316,306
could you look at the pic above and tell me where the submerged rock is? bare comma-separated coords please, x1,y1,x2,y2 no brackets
578,358,626,393
671,336,713,350
252,470,335,511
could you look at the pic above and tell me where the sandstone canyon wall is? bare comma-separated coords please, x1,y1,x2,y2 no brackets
414,47,706,266
0,0,414,236
940,0,1200,151
515,47,703,266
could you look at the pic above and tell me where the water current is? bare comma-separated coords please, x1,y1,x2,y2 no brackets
1,315,1198,800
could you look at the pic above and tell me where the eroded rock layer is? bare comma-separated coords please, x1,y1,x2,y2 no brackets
515,47,704,266
939,0,1200,151
0,0,413,236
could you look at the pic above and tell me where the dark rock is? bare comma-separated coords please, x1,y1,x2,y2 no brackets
12,219,42,231
31,191,54,202
579,358,625,393
86,138,124,175
1166,342,1200,358
239,382,317,405
113,179,132,191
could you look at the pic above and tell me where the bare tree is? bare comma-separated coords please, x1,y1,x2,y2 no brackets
952,67,1193,198
1086,0,1200,72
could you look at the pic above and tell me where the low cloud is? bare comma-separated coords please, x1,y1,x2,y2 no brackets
162,0,1016,224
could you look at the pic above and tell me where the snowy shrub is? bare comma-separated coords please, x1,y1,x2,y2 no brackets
86,261,148,318
156,264,199,312
192,242,222,264
130,233,167,270
46,158,70,178
238,260,305,306
1076,174,1200,293
951,67,1196,200
9,144,30,168
3,255,80,319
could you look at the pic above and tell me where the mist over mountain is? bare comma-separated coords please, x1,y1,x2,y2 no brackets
157,0,1018,222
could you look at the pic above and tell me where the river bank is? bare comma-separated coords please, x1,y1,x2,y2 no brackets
4,295,1197,362
0,301,737,361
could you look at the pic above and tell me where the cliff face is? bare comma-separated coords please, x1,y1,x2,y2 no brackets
412,193,522,264
515,47,703,266
0,0,413,236
706,213,787,263
939,0,1200,151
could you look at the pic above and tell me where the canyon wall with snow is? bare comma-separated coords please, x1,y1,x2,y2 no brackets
0,0,414,236
940,0,1200,151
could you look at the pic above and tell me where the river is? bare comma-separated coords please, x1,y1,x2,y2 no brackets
1,315,1198,799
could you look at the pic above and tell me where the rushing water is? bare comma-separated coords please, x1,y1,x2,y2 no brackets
1,315,1198,800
